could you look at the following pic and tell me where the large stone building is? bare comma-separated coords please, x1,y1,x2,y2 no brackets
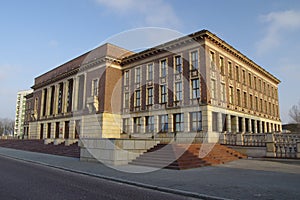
26,30,281,143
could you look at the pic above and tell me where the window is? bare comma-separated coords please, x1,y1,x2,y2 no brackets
160,85,167,103
42,88,48,116
58,83,64,113
191,51,198,70
147,88,153,105
260,98,263,112
124,71,129,86
175,82,183,101
248,73,252,88
221,83,226,101
147,63,153,81
67,79,73,112
174,113,184,132
255,97,258,111
146,116,154,133
124,92,129,108
249,94,253,109
254,76,257,89
123,118,130,134
175,55,182,73
219,57,224,74
210,51,215,70
135,90,141,107
237,89,241,106
190,112,202,132
191,79,200,99
159,115,168,132
243,92,247,108
229,86,234,104
236,66,240,82
134,117,142,133
242,70,246,84
211,80,216,99
212,112,218,132
92,79,98,96
160,59,167,77
258,79,262,91
135,67,140,83
228,62,233,79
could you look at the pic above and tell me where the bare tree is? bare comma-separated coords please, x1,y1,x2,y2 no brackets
0,118,15,136
289,101,300,123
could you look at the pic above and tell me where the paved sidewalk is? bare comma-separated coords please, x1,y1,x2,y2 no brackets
0,147,300,200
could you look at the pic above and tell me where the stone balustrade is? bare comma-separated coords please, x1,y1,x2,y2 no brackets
221,132,300,158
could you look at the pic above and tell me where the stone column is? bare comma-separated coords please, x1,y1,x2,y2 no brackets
226,114,231,132
297,142,300,158
154,115,159,134
259,121,263,133
40,89,45,117
46,87,52,116
248,118,252,133
73,77,79,111
184,112,189,133
253,119,258,133
168,114,173,133
217,112,223,133
266,133,276,157
241,117,246,133
63,81,68,113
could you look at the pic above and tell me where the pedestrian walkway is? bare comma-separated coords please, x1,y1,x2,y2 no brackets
0,147,299,200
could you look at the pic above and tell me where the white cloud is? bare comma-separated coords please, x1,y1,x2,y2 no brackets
95,0,181,28
257,10,300,54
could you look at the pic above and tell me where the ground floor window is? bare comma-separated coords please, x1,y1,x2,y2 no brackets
190,112,202,131
159,115,168,132
212,112,218,132
174,113,184,132
146,116,154,133
134,117,142,133
123,118,130,134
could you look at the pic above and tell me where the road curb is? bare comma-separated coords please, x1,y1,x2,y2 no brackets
0,152,231,200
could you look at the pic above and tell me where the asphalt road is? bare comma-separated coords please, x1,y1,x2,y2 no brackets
0,156,197,200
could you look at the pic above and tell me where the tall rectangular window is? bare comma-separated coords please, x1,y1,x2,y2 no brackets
146,116,154,133
212,112,218,132
160,59,167,77
135,90,141,107
236,66,240,82
124,71,129,86
260,98,263,112
134,117,141,133
191,51,198,70
229,86,234,104
221,83,226,101
211,80,216,99
228,62,233,79
258,79,262,91
58,83,64,113
42,88,47,116
249,73,252,88
67,79,73,112
190,112,202,132
124,92,129,108
175,82,183,101
191,79,200,99
147,63,153,81
49,86,55,115
160,85,167,103
175,55,182,73
147,88,153,105
250,94,253,109
123,118,130,134
219,57,224,74
92,79,98,96
243,92,247,108
135,67,140,83
242,70,246,84
254,76,257,89
255,97,258,111
237,89,241,106
159,115,168,132
174,113,184,132
210,51,215,70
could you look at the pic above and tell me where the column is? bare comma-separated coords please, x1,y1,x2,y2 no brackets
259,121,263,133
253,119,258,133
168,114,173,133
248,118,252,133
226,114,231,132
63,81,68,113
217,112,222,132
54,84,59,115
40,89,45,117
71,78,76,112
154,115,159,133
129,118,134,135
184,112,189,132
241,117,246,133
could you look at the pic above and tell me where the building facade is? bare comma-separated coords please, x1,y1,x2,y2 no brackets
26,30,281,143
14,89,33,138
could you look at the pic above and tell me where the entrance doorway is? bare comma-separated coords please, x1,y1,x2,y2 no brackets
64,121,70,139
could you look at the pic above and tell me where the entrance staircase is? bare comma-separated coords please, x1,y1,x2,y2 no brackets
129,143,247,170
0,139,80,158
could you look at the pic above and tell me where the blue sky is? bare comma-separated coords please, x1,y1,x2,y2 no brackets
1,0,300,123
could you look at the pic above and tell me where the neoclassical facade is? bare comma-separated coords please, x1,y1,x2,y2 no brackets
26,30,281,143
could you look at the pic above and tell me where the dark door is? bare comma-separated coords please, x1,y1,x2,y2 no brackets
65,121,70,139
